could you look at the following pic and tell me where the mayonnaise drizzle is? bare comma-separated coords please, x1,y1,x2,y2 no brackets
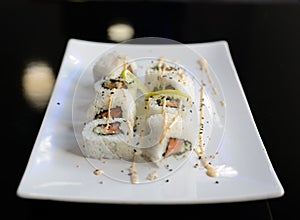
105,92,114,128
194,86,218,178
212,87,218,96
129,150,139,184
198,58,209,73
198,58,213,84
126,120,133,141
162,96,168,128
159,100,182,144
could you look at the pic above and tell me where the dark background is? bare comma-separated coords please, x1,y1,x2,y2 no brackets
2,0,299,219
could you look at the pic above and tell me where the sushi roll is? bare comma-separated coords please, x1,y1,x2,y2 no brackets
86,84,136,126
139,113,195,163
93,51,137,82
94,75,138,98
81,118,135,161
81,56,200,165
93,51,120,82
145,60,196,99
144,92,195,118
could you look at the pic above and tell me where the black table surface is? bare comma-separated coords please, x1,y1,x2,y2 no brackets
2,1,299,219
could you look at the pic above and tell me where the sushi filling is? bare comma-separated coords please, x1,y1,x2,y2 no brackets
94,106,123,119
153,84,175,92
156,96,181,108
163,137,192,157
102,79,127,89
93,122,122,135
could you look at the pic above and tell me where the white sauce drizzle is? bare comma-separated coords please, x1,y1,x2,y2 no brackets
162,96,168,128
212,87,218,96
194,86,218,178
105,92,114,128
159,100,182,144
129,150,139,184
147,170,158,181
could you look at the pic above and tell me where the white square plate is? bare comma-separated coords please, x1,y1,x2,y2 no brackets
16,38,284,204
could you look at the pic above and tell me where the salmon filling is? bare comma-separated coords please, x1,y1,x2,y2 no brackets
163,137,192,157
102,79,127,89
93,122,122,135
94,106,123,119
156,96,180,108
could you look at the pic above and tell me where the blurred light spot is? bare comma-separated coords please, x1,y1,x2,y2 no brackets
22,61,55,110
107,23,134,42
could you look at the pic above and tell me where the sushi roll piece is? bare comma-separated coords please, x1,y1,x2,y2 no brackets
145,60,196,99
93,51,120,82
81,118,135,161
95,77,128,91
93,51,137,82
139,113,196,163
144,92,195,119
86,85,136,126
94,76,138,98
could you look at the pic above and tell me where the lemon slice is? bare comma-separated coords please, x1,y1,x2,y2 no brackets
145,89,191,99
121,68,149,95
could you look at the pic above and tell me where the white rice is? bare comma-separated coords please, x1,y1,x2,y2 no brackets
83,57,200,164
145,66,196,99
94,78,138,98
145,93,195,118
86,87,136,125
139,113,196,163
93,51,138,82
81,118,135,161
